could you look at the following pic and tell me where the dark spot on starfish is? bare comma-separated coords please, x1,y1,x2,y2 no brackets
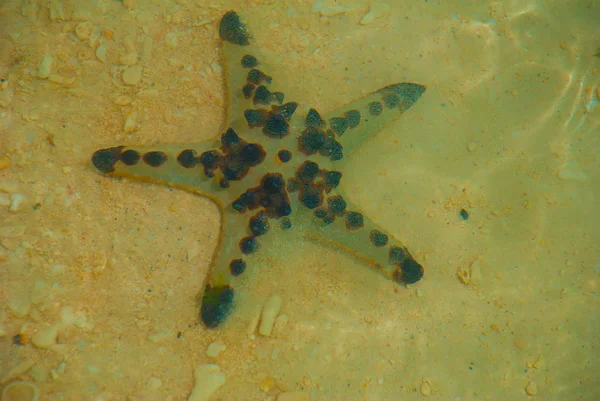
177,149,198,168
278,149,292,163
369,101,383,116
323,170,342,190
278,102,298,120
319,131,343,161
241,54,257,68
229,259,246,276
297,161,320,182
459,208,469,220
328,195,346,216
280,217,292,229
272,92,285,104
219,178,230,188
314,208,327,219
247,69,271,85
305,108,325,128
244,109,268,127
383,93,401,109
300,190,321,210
263,113,289,138
239,236,259,254
239,143,265,166
253,85,273,105
219,11,249,46
329,117,348,135
345,109,361,129
242,84,255,99
345,211,364,230
143,151,167,167
298,127,325,155
201,284,235,328
393,258,424,284
120,149,140,166
233,173,292,218
199,150,219,177
389,246,406,265
369,229,388,247
323,215,334,225
91,146,125,173
249,211,269,236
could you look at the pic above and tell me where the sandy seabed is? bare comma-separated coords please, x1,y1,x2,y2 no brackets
1,0,599,400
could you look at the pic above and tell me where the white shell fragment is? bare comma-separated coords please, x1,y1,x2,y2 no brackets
187,364,226,401
259,295,282,336
1,381,40,401
31,325,59,349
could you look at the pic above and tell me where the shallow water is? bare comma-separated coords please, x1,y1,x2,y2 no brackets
1,1,598,400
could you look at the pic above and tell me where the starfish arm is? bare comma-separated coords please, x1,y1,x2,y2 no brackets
323,83,426,155
300,189,424,286
90,142,230,202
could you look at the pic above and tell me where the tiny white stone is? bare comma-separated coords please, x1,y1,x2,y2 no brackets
320,5,348,16
38,55,53,79
205,342,227,358
122,65,143,85
95,44,107,64
259,295,282,336
31,325,59,349
188,364,226,401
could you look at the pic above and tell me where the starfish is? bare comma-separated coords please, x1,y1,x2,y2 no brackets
92,11,426,328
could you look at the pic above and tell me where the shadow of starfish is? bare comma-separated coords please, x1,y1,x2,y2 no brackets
92,11,426,328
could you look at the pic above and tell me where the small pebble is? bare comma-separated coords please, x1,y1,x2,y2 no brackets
420,378,432,396
205,342,226,358
525,381,538,395
37,55,53,79
188,364,225,401
95,44,107,63
31,325,59,349
259,295,282,336
122,65,142,85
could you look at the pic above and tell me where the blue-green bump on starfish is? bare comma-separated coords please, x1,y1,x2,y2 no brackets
92,11,426,328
